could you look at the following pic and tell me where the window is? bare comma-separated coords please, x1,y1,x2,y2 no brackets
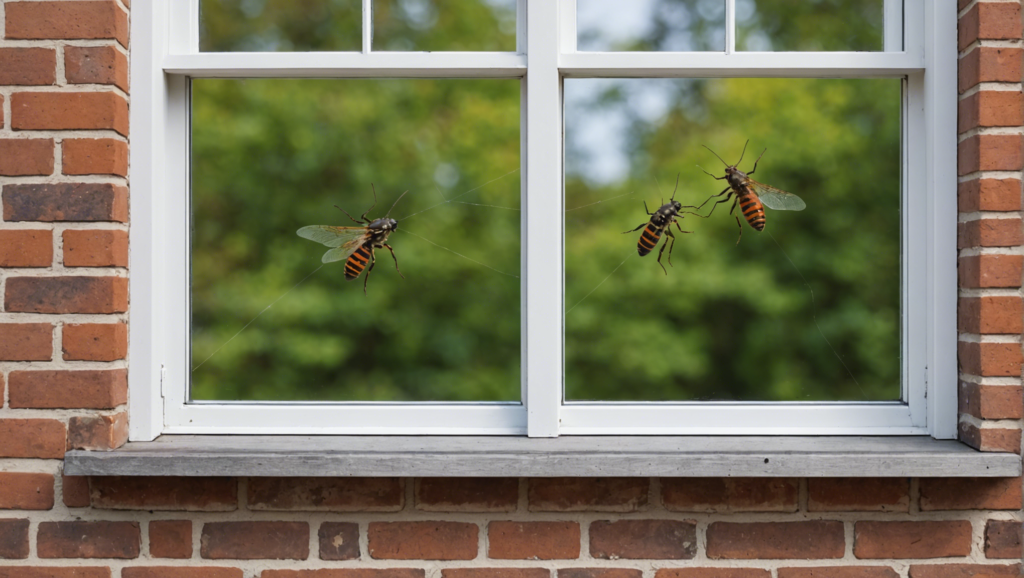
130,0,956,440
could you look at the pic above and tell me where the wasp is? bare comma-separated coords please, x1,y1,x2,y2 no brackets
698,140,806,244
622,175,701,275
297,186,408,294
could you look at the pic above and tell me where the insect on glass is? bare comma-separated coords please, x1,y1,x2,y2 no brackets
698,140,806,244
297,187,408,294
623,176,702,275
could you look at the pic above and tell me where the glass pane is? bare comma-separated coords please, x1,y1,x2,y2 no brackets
737,0,885,51
373,0,517,51
200,0,362,52
191,78,521,402
577,0,726,52
564,77,901,402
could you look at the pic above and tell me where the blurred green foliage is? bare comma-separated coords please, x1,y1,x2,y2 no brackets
193,0,901,404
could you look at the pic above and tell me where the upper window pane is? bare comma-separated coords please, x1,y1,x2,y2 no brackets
737,0,886,52
564,77,901,402
200,0,362,52
191,78,521,402
577,0,726,52
373,0,517,51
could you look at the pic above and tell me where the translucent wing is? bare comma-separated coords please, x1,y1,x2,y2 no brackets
297,225,369,248
749,181,806,211
320,243,364,263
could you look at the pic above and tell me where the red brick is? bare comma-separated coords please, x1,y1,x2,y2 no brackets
985,519,1022,559
318,522,359,561
960,382,1024,419
368,521,477,560
959,296,1023,334
38,521,139,558
920,477,1022,510
662,478,798,513
908,564,1022,578
0,518,29,559
489,521,580,560
706,521,844,560
63,323,128,361
655,571,769,578
247,477,401,512
201,522,309,560
0,419,66,458
529,478,648,512
262,571,423,578
960,48,1023,93
807,478,910,512
778,569,899,578
68,413,128,451
0,569,110,578
959,135,1024,175
0,47,56,85
63,229,128,267
958,342,1023,376
565,571,645,578
65,46,128,92
959,255,1023,288
0,323,52,361
959,3,1023,50
62,474,90,508
590,520,697,560
11,92,128,136
63,138,128,177
960,422,1023,452
0,473,54,510
123,569,243,578
442,572,548,578
3,183,128,222
959,91,1024,133
8,369,127,409
0,139,54,176
5,276,128,314
416,477,518,512
854,521,972,559
5,1,128,47
0,230,52,267
959,178,1022,212
959,218,1024,248
91,477,237,511
150,520,193,559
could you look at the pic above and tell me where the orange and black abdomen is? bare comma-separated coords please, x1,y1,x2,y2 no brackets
637,223,662,256
739,192,766,231
344,245,372,280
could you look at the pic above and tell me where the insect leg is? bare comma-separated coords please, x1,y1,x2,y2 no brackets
749,148,767,175
384,243,404,279
644,200,654,216
663,227,677,269
334,205,365,225
622,222,648,234
695,187,732,212
656,232,670,275
702,190,734,218
674,220,692,234
729,198,738,215
734,216,743,245
360,184,379,223
363,249,377,295
698,165,727,180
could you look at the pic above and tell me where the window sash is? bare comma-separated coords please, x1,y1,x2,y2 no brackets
129,0,955,440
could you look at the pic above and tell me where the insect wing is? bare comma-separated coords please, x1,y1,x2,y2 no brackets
297,225,369,248
320,242,365,263
749,181,806,211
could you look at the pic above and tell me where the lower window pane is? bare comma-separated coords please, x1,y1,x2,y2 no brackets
191,78,521,402
564,78,902,402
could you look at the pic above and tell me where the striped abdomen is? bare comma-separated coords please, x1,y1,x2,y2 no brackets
344,244,373,280
739,191,766,231
637,223,662,256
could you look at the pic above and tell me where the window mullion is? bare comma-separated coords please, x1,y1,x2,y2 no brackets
525,0,563,438
362,0,373,53
725,0,736,54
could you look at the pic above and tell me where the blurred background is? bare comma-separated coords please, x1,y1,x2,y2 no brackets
193,0,900,404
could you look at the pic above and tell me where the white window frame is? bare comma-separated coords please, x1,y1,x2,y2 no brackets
129,0,957,440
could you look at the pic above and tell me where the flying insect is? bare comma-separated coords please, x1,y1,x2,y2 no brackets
698,140,806,244
297,187,408,294
622,176,701,275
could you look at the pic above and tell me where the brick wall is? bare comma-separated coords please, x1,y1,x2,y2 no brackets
0,0,1021,577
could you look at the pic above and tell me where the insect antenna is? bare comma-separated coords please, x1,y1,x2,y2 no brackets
385,190,410,218
735,139,749,166
702,145,730,167
670,173,680,201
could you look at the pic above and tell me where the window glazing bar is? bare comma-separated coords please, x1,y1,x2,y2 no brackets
163,53,527,78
